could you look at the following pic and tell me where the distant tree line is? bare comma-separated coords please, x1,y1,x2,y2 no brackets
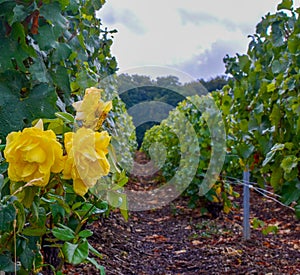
116,74,229,146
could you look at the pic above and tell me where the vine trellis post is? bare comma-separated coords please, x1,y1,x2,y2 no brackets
243,168,251,240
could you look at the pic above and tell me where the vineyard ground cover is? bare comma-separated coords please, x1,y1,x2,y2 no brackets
63,152,299,274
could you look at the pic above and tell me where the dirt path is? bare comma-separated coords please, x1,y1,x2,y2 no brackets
64,152,300,274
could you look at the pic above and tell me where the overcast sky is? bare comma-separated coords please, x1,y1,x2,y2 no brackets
99,0,282,81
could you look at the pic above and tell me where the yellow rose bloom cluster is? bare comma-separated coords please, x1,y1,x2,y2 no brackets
4,120,64,187
73,87,112,131
63,128,111,196
3,87,112,196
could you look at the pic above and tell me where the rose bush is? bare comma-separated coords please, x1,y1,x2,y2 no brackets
0,86,127,274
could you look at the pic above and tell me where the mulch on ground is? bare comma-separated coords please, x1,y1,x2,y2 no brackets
64,152,300,275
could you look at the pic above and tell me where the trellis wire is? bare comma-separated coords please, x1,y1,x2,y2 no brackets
223,176,295,211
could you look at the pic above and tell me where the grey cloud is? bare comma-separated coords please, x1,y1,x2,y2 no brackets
222,19,254,35
178,9,253,36
174,40,240,80
102,7,146,35
178,9,219,25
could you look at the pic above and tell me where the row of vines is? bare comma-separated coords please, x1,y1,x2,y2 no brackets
142,0,300,217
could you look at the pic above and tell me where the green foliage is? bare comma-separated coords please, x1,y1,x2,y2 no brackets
0,172,111,273
142,94,238,213
105,96,137,173
0,0,117,141
220,0,300,213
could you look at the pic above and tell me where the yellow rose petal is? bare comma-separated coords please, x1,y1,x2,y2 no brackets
21,163,37,177
73,178,89,196
24,146,46,163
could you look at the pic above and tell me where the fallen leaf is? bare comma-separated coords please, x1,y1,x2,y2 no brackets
174,249,187,255
191,240,201,246
144,234,168,243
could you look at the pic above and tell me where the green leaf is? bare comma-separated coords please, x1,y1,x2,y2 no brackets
271,60,282,75
91,0,106,10
50,203,65,224
119,193,128,221
252,217,264,229
40,2,67,31
22,186,38,208
47,118,64,134
0,204,16,232
280,155,298,174
238,54,250,73
78,229,93,238
52,43,72,63
0,255,18,272
47,193,71,214
263,151,276,166
35,24,59,50
30,204,46,228
107,191,122,208
0,174,4,194
88,243,102,258
112,170,128,190
237,143,255,160
28,57,50,83
51,65,71,96
270,167,283,191
238,119,248,133
62,240,89,265
271,22,285,47
87,257,105,274
267,83,276,93
71,201,83,211
55,112,74,124
0,0,12,4
262,225,278,235
281,180,300,205
94,201,109,213
263,143,285,166
22,226,46,236
295,205,300,220
0,80,57,141
0,161,8,174
20,246,34,270
270,104,281,127
220,94,232,115
277,0,293,11
288,38,299,54
0,36,29,72
52,225,75,241
9,4,27,25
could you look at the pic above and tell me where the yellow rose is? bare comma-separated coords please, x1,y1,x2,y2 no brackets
63,127,111,196
4,120,64,187
73,87,112,130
